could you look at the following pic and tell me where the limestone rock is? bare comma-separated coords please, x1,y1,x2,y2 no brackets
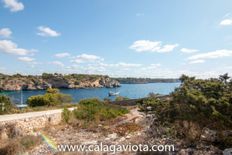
0,74,120,91
107,133,118,140
200,128,217,142
223,148,232,155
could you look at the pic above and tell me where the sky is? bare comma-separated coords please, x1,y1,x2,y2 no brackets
1,0,232,78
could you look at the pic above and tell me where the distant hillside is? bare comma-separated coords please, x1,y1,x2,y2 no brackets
114,77,180,84
0,73,120,91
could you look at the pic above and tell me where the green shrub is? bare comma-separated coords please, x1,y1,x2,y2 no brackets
73,98,128,122
27,95,49,107
115,96,130,101
0,135,41,154
146,74,232,130
27,88,73,107
46,88,60,94
138,96,163,111
169,74,232,128
62,108,71,123
0,95,13,114
20,135,41,150
58,94,73,103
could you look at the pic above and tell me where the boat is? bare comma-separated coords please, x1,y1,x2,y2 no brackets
16,89,28,109
16,104,28,108
108,91,120,96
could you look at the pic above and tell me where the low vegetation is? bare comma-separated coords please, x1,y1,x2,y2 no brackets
113,122,142,136
115,96,130,101
0,88,73,115
62,107,72,123
0,135,41,155
27,88,72,107
62,98,129,126
0,95,13,114
170,74,232,128
138,73,232,149
0,123,41,155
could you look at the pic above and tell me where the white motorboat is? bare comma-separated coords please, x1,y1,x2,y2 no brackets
108,91,120,96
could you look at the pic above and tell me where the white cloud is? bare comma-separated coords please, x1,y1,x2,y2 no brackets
37,26,60,37
54,52,70,58
114,62,142,68
0,40,32,55
180,48,199,54
18,57,35,62
50,61,64,67
189,59,205,64
3,0,24,12
220,19,232,26
72,54,104,63
142,63,161,70
158,44,179,53
188,50,232,62
98,62,142,68
130,40,178,53
0,28,12,38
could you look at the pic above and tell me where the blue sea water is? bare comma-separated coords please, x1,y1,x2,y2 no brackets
0,83,180,104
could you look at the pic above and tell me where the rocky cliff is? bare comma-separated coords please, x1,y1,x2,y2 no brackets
0,73,120,91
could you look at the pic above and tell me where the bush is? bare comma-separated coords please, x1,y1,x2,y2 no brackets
46,88,60,94
169,74,232,128
0,95,13,114
62,108,71,123
20,135,41,150
73,98,128,123
0,135,41,155
27,88,73,107
137,74,232,149
138,96,163,112
58,94,73,103
144,74,232,137
27,95,49,107
115,96,130,101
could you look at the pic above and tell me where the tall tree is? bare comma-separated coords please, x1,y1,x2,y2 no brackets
219,73,230,84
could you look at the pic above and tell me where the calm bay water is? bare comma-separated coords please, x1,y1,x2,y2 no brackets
0,83,180,104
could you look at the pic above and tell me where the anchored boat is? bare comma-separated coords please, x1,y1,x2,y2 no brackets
108,91,120,96
16,89,28,109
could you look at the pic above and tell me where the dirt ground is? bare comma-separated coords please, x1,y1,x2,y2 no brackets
30,107,148,155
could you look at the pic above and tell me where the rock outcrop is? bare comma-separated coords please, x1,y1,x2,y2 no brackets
0,73,120,91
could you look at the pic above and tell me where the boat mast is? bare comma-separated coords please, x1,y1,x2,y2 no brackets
20,89,23,104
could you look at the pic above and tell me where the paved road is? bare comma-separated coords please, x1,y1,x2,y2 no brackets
0,108,74,122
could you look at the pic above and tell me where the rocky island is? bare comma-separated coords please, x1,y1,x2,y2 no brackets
0,73,120,91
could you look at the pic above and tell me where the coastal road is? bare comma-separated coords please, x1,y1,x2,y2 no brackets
0,108,74,122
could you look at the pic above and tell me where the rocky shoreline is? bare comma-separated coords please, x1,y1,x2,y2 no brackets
0,73,120,91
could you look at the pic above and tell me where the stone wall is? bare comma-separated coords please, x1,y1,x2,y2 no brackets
0,109,66,140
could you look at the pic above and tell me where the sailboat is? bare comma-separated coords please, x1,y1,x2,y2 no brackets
16,89,27,109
